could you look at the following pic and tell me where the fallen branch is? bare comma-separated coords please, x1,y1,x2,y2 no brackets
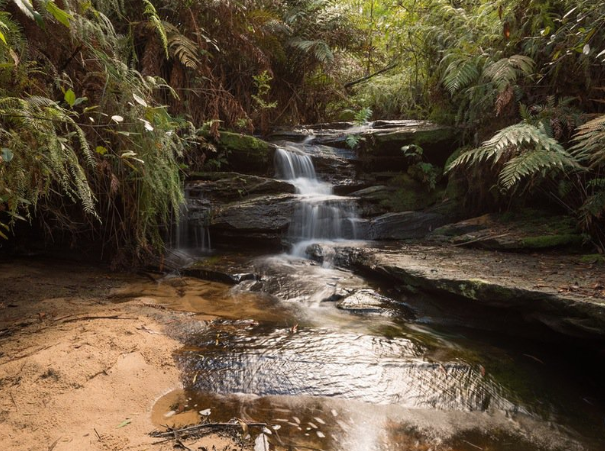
59,315,137,324
150,421,267,439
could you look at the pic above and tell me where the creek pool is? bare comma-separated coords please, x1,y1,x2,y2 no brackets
150,251,605,451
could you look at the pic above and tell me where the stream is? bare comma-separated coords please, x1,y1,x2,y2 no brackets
153,135,605,450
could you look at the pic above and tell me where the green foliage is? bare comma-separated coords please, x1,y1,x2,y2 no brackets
0,96,97,222
447,122,579,192
402,144,440,191
142,0,168,59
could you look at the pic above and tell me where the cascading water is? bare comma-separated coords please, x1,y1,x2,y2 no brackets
170,186,212,253
274,144,360,256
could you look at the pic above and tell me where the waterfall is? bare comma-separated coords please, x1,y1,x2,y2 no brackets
274,145,359,255
170,186,212,253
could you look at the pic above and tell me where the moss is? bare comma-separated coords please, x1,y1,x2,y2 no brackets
375,174,444,212
217,131,270,153
200,131,274,174
579,254,605,264
521,234,583,249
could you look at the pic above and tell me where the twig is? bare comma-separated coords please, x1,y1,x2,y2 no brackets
48,437,61,451
344,63,398,89
59,315,136,324
94,428,102,441
150,421,267,438
462,440,484,450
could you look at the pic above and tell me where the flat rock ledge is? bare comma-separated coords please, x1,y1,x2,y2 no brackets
336,243,605,340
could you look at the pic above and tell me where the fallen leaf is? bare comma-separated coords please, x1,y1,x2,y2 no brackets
254,433,270,451
116,419,131,428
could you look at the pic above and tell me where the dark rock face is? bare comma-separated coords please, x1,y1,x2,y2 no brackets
358,121,459,172
369,211,452,240
210,194,298,243
187,173,295,202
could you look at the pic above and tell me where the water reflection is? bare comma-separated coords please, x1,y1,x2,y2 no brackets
177,323,520,412
152,390,583,451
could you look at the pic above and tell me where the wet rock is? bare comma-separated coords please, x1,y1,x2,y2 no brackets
337,289,409,317
369,211,452,240
183,254,259,285
210,194,297,243
186,173,295,202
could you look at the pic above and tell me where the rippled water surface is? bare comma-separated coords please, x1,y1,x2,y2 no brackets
148,252,605,450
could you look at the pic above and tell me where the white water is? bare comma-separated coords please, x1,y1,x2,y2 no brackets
171,187,212,253
274,145,360,256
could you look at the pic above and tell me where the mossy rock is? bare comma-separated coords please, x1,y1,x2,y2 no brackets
203,131,276,175
382,174,444,212
361,122,460,167
353,174,444,214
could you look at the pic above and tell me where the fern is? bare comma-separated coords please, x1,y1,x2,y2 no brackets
441,54,483,95
165,23,202,70
483,54,535,92
288,36,334,65
571,115,605,169
143,0,168,59
448,122,579,192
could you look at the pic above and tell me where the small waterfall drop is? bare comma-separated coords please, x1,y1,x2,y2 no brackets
274,145,360,256
170,186,212,254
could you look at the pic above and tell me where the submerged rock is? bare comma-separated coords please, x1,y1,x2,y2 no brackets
337,289,413,318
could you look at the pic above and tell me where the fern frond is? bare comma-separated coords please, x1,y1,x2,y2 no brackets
483,54,535,91
499,148,577,190
571,115,605,168
165,23,202,70
442,55,482,95
143,0,168,59
448,122,580,192
288,36,334,65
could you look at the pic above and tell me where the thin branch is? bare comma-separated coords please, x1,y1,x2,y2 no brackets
344,63,398,89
